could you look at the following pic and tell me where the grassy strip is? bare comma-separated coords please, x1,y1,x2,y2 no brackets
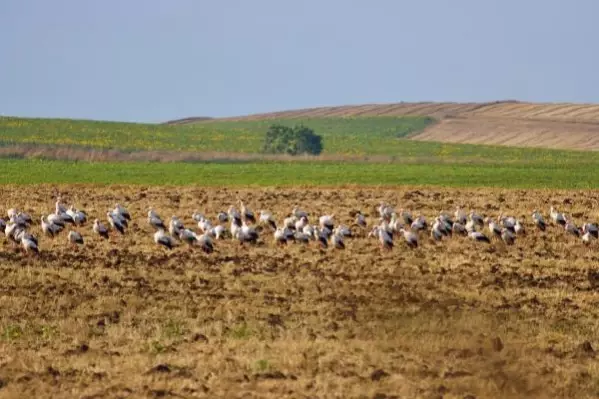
2,158,596,189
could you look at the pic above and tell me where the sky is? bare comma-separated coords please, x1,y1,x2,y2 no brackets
1,0,598,123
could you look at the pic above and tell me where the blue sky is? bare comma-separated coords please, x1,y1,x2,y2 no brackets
1,0,598,122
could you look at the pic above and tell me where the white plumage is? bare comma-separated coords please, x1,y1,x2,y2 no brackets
68,230,84,245
331,233,345,250
148,214,166,231
41,216,63,237
469,231,490,243
169,216,184,238
179,228,198,246
259,211,277,230
399,228,418,248
154,229,174,249
355,212,367,227
550,206,566,226
93,219,109,239
21,233,39,254
319,214,335,231
197,233,214,253
107,212,126,234
114,203,131,221
274,228,287,245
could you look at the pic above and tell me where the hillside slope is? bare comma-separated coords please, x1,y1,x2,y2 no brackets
170,101,599,151
411,117,599,151
414,102,599,150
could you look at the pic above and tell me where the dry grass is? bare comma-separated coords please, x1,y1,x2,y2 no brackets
0,144,409,163
170,100,599,151
7,143,583,165
2,185,599,398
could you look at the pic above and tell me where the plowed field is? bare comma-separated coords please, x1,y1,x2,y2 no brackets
1,186,599,398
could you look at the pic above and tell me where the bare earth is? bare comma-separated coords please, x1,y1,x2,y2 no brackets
2,186,599,398
173,101,599,151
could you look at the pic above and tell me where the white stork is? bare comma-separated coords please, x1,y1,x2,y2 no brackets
93,219,109,239
154,229,175,250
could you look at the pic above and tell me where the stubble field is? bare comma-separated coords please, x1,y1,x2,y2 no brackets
2,185,599,398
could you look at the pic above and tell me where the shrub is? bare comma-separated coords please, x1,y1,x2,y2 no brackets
262,124,323,156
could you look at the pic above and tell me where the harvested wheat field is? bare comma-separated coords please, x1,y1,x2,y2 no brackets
2,185,599,399
411,117,599,151
212,101,599,124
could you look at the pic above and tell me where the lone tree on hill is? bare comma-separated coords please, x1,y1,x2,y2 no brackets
262,124,323,156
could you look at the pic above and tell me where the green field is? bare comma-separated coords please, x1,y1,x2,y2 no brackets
3,115,599,188
2,158,598,189
0,116,433,155
4,115,599,166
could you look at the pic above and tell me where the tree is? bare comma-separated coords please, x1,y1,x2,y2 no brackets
262,124,323,156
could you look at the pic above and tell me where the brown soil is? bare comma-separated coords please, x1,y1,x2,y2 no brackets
1,185,599,398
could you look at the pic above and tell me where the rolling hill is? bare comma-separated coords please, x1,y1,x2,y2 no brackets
169,101,599,151
3,102,599,187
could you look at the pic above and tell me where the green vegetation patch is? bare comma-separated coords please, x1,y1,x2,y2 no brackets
0,116,433,155
1,158,597,189
4,116,599,166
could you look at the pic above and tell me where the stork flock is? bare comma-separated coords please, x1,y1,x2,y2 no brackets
368,203,598,250
1,196,598,256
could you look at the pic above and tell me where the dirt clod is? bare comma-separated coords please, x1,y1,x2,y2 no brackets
148,364,171,374
371,369,390,381
576,341,595,358
492,337,504,352
46,367,60,377
255,371,287,380
192,333,209,343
